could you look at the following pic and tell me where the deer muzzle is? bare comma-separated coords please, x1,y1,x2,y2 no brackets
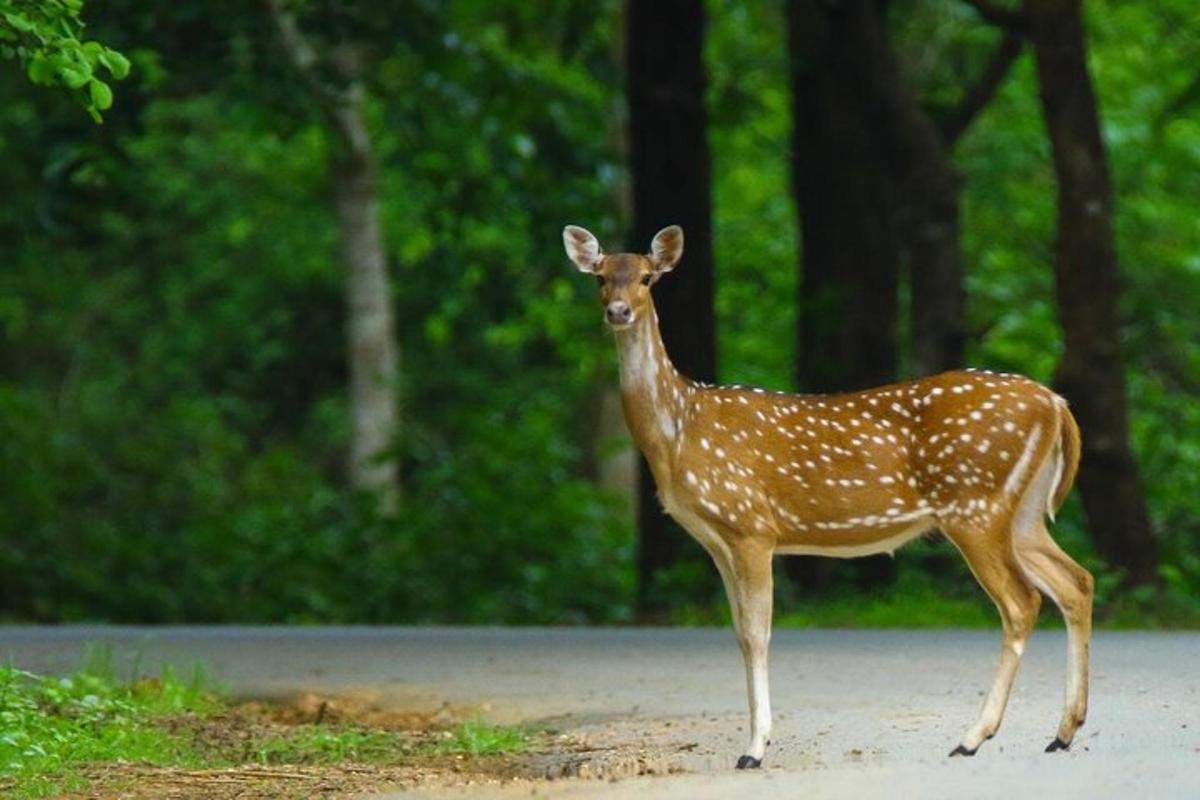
606,301,634,326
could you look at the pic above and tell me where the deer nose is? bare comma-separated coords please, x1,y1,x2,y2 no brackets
605,301,633,326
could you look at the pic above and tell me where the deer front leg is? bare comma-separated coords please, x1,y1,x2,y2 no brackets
713,542,774,769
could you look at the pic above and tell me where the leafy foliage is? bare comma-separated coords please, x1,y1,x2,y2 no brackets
0,0,1196,624
0,0,128,120
0,1,632,625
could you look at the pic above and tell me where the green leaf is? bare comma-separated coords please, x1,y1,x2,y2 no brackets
58,62,91,89
3,12,35,34
26,53,53,84
98,48,130,80
88,78,112,111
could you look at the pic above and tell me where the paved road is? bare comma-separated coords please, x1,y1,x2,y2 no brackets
2,627,1196,798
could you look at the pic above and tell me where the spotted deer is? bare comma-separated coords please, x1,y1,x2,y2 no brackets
563,223,1094,768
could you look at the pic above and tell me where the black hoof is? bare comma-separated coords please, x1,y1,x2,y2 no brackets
736,755,762,770
1045,737,1070,753
948,744,977,757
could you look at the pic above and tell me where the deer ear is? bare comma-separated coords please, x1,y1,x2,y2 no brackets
563,225,603,273
649,225,683,273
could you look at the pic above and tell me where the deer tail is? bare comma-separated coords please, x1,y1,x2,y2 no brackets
1050,398,1082,518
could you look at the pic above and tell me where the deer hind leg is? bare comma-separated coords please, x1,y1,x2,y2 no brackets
945,520,1042,756
1013,524,1093,751
1008,443,1094,752
710,539,774,769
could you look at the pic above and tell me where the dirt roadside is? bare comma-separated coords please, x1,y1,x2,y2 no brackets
50,689,691,799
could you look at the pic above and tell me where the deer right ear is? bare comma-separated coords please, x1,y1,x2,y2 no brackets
563,225,603,273
649,225,684,273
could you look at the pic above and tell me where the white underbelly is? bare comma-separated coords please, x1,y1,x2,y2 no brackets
773,520,935,559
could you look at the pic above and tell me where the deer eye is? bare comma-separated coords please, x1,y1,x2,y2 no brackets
641,274,653,286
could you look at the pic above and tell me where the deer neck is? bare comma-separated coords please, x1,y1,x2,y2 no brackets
613,305,689,473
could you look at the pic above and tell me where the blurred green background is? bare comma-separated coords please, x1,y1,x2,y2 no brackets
0,0,1197,626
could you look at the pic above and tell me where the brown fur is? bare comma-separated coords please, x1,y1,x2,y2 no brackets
564,224,1094,763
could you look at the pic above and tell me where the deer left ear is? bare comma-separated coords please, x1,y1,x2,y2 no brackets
563,225,603,273
649,225,684,273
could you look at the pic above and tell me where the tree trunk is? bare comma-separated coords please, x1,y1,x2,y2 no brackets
267,3,401,511
789,0,899,395
1026,0,1158,584
626,0,717,615
901,157,966,378
910,26,1026,377
332,91,400,511
787,0,900,591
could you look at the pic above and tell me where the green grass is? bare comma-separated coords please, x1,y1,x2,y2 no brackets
774,591,999,629
432,718,529,755
0,656,219,799
672,589,999,628
666,540,1200,629
0,651,531,800
672,580,1200,629
251,727,409,765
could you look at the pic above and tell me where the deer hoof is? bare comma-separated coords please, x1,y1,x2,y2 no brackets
1045,738,1071,753
736,755,762,770
948,744,977,757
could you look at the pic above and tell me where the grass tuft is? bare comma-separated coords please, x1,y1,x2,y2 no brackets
251,727,408,765
433,718,529,755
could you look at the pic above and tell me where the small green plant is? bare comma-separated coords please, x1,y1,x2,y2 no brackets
433,718,529,755
252,727,407,765
0,660,219,799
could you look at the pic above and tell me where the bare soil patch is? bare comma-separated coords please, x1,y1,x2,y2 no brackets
51,691,684,799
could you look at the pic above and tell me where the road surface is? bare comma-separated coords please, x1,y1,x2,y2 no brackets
2,626,1196,798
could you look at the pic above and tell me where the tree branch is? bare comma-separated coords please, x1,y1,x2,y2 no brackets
265,0,372,157
939,27,1025,146
960,0,1028,31
264,0,348,111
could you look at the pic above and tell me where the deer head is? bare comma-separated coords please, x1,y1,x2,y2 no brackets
562,225,684,329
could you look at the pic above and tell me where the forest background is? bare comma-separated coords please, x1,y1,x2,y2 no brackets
1,0,1197,626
